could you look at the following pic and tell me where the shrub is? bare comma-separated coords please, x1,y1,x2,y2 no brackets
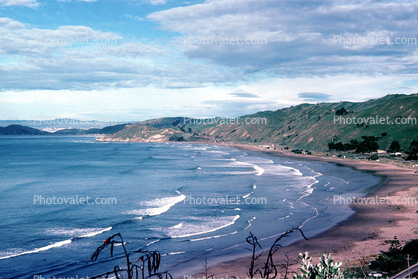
402,239,418,258
388,141,401,153
293,252,343,279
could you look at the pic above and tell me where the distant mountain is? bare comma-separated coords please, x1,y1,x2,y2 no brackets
0,124,128,136
53,124,128,135
0,119,122,132
0,125,51,135
98,93,418,151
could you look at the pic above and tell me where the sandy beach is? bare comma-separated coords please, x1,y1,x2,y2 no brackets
191,144,418,279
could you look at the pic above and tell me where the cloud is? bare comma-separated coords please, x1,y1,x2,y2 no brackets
298,92,331,102
0,0,38,7
229,91,259,98
0,17,237,90
137,0,168,5
148,0,418,76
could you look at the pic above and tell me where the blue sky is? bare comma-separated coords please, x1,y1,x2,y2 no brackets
1,0,417,122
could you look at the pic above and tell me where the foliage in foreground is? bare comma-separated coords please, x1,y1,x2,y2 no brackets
293,252,343,279
88,233,172,279
246,228,308,279
90,230,410,279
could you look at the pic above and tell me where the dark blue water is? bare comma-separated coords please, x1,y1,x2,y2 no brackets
0,136,382,278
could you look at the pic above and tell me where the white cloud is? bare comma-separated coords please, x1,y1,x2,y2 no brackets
0,17,236,91
0,0,38,7
148,0,418,76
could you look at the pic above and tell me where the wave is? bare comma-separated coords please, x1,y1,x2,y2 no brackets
170,223,183,229
168,251,186,255
297,179,319,200
273,165,303,176
159,215,240,238
231,161,265,176
146,239,160,246
190,231,238,242
244,217,256,230
242,192,252,199
0,239,72,260
125,194,186,217
72,140,95,143
0,227,112,260
45,227,112,238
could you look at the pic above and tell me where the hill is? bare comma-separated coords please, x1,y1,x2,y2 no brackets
53,124,128,135
0,119,122,132
98,93,418,152
0,125,51,135
0,124,128,136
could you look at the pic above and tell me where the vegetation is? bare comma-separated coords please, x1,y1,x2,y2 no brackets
388,140,401,153
169,135,185,141
245,228,308,279
88,232,418,279
90,229,308,279
98,93,418,152
406,140,418,160
293,252,343,279
328,136,379,153
345,237,418,277
88,233,172,279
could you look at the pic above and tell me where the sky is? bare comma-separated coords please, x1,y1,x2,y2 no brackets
0,0,418,122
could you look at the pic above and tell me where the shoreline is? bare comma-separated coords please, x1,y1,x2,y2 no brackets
191,143,418,278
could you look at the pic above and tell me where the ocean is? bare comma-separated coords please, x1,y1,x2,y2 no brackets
0,136,382,278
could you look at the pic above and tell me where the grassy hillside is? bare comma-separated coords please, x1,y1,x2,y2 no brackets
98,93,418,152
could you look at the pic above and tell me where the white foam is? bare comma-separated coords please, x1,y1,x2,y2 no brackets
125,194,186,217
45,227,112,238
171,223,183,229
233,161,265,176
190,231,238,242
0,239,72,260
160,215,240,238
297,179,319,200
146,239,160,246
244,217,256,230
242,192,252,199
168,251,186,255
0,226,113,260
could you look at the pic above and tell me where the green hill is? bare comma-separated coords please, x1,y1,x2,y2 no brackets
98,93,418,152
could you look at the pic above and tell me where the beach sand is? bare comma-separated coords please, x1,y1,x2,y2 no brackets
191,144,418,279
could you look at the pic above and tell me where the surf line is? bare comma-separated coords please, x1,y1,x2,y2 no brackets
0,227,112,260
